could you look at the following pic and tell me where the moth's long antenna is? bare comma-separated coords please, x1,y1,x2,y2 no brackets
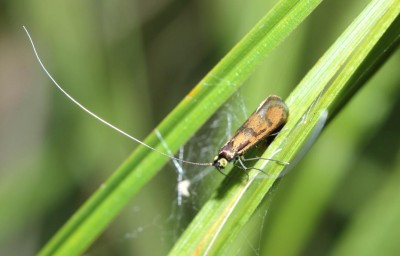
23,26,212,167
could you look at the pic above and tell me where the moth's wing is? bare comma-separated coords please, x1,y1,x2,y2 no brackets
223,96,288,155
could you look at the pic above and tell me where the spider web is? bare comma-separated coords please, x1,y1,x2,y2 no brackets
84,92,279,255
93,94,331,255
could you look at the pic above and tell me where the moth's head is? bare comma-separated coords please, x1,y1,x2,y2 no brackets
213,155,228,170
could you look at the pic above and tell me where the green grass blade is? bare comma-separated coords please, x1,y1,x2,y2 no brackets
168,0,400,254
261,10,400,256
38,0,322,255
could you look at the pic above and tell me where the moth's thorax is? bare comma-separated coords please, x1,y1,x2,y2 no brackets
217,146,237,162
213,148,237,170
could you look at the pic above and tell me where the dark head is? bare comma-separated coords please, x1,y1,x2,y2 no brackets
213,155,228,171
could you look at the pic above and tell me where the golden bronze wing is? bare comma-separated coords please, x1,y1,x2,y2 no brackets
218,95,288,161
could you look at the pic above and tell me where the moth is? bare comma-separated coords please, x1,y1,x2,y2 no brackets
24,26,288,174
213,96,288,171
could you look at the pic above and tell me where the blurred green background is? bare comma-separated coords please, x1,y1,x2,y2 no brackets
0,0,399,255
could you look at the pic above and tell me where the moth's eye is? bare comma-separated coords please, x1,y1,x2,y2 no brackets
219,158,228,168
